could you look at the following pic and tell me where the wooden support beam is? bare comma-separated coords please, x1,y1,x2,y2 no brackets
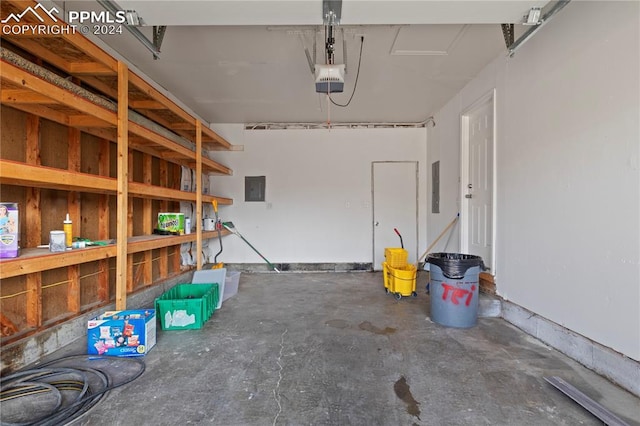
169,123,195,131
67,265,81,314
1,90,56,104
98,139,110,303
127,150,134,293
198,157,232,176
0,160,117,194
128,121,196,162
59,32,118,72
171,245,181,274
79,76,118,100
202,195,234,206
128,72,196,126
131,109,175,133
196,120,203,269
26,273,42,328
0,246,117,279
127,253,134,293
143,154,153,286
25,114,41,247
6,103,70,128
68,115,114,128
6,39,72,74
128,182,197,202
68,127,81,226
202,126,232,150
115,61,129,310
129,100,165,110
1,60,117,126
67,127,81,313
25,114,42,329
127,234,195,254
69,62,116,76
78,126,117,143
127,136,165,159
158,160,169,279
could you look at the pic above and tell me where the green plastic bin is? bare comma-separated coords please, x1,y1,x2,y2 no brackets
155,283,218,330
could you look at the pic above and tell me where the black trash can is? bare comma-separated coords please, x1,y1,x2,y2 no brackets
427,253,484,328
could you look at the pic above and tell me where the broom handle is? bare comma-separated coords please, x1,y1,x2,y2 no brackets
417,214,459,263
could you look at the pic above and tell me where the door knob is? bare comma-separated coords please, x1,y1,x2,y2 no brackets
374,221,379,226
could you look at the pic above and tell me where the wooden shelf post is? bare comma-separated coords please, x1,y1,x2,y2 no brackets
196,120,203,270
115,61,129,310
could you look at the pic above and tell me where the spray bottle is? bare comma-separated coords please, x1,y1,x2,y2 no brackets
63,213,73,248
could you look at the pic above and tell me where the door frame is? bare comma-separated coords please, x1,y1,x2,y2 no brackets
371,161,419,269
459,89,497,274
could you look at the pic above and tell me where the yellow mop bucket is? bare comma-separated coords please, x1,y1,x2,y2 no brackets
384,247,408,268
388,264,417,300
382,262,392,291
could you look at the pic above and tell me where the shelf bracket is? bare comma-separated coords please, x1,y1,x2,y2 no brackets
97,0,163,59
152,26,167,60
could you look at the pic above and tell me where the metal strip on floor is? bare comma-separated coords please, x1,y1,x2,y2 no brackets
544,376,631,426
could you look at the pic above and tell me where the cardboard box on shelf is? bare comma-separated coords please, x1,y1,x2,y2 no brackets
0,203,19,258
158,213,185,234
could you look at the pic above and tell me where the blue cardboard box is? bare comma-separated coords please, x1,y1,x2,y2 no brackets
87,310,156,357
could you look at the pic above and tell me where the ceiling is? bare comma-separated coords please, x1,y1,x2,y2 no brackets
69,1,551,124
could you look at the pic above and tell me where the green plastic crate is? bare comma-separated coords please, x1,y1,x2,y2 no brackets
155,283,218,330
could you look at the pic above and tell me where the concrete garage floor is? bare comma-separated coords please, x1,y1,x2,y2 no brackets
51,272,639,425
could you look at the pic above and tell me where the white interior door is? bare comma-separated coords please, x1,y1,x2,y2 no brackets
461,95,495,271
372,161,418,270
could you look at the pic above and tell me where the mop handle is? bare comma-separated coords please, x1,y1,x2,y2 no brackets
417,213,459,263
394,228,404,249
235,232,280,272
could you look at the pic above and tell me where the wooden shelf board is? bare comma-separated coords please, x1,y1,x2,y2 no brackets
128,72,196,129
203,229,232,239
127,233,192,254
202,126,232,150
199,157,232,175
0,245,117,279
128,121,196,163
128,182,197,202
0,60,117,126
202,195,234,206
0,160,117,194
127,230,231,254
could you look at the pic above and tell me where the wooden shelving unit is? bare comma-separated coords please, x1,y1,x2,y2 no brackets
0,0,234,344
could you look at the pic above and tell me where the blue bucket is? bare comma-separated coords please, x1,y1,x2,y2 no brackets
427,253,484,328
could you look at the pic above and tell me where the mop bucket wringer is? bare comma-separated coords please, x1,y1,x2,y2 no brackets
383,262,418,300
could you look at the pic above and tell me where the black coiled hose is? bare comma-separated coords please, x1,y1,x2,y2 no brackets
1,355,145,426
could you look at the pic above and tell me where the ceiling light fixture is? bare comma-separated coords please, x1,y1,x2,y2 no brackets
315,64,345,93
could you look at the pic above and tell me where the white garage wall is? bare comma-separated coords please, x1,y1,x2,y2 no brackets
428,1,640,360
209,126,428,265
